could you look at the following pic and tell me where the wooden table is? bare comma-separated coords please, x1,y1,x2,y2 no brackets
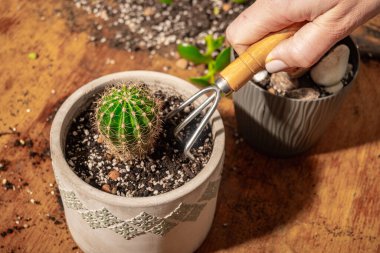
1,1,379,252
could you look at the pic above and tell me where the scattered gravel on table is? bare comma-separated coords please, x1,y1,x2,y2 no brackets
14,138,33,148
0,159,10,171
46,213,63,225
65,90,213,197
2,178,15,191
69,0,254,52
0,215,31,238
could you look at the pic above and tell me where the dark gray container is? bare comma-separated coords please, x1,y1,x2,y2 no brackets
233,36,359,157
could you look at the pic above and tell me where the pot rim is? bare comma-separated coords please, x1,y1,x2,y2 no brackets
50,71,225,208
234,36,360,102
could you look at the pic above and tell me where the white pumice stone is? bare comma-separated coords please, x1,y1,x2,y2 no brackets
311,44,350,86
324,82,344,94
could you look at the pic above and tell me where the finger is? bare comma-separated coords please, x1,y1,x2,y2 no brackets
265,21,342,72
231,44,248,56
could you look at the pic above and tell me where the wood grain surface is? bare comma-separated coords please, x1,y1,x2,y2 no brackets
0,1,379,252
352,15,380,58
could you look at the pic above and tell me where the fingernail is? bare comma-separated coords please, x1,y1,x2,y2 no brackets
265,60,289,73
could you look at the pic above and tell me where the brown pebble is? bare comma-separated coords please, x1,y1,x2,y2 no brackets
270,72,298,92
143,7,156,16
176,59,188,69
111,187,117,194
97,136,103,143
138,41,146,49
101,184,111,193
108,169,120,180
222,3,232,12
286,88,320,100
267,87,276,95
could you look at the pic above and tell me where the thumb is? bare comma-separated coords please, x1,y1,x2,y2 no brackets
265,22,340,73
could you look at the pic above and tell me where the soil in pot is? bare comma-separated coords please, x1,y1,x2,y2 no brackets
65,89,213,197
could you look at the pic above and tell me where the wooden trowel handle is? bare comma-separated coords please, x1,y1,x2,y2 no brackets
219,23,302,92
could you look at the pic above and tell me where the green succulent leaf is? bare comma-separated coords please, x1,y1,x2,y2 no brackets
177,44,211,64
159,0,173,4
207,61,217,83
215,47,232,72
205,35,225,56
231,0,247,3
190,75,212,87
179,34,232,88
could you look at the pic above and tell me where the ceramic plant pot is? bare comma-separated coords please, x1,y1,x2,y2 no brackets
233,36,359,157
50,71,225,253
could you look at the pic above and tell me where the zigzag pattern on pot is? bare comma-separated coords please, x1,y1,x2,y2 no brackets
59,178,220,240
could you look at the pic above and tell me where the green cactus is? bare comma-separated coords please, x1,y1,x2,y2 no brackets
95,83,162,159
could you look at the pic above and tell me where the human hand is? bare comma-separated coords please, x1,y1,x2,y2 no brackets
226,0,380,73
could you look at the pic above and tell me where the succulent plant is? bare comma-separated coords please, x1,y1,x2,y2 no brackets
177,35,231,86
95,83,162,159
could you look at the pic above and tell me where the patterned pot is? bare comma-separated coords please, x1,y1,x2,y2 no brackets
50,71,225,253
233,36,359,157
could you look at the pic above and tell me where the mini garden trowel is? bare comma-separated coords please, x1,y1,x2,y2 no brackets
167,23,302,159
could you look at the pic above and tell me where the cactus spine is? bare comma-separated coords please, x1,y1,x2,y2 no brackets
95,83,162,159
